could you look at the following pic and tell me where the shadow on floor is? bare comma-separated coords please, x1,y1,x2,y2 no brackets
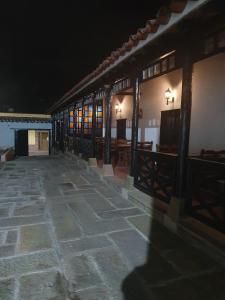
121,211,225,300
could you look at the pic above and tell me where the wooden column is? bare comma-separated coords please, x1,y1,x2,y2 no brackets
130,76,141,176
176,48,193,209
104,86,112,165
92,96,97,158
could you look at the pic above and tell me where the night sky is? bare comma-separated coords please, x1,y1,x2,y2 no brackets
0,0,170,113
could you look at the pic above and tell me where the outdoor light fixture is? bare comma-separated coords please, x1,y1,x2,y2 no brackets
165,88,175,105
115,103,122,114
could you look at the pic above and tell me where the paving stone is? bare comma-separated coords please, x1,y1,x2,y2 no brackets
6,231,17,244
54,218,82,241
95,186,118,198
164,244,218,275
84,194,115,213
84,218,131,236
148,220,186,252
107,196,134,209
93,247,130,295
0,245,15,258
189,270,225,300
75,286,112,300
0,232,5,245
0,278,15,300
127,214,151,238
109,229,148,268
65,254,102,290
69,201,99,225
99,207,144,219
19,271,68,300
19,224,52,253
0,208,9,218
59,182,75,191
0,250,58,278
0,215,45,228
50,205,82,241
0,198,25,204
14,203,45,216
135,248,180,285
60,236,112,256
150,278,205,300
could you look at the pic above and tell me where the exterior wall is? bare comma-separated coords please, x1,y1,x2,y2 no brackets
111,93,133,139
189,53,225,155
140,69,182,150
0,122,52,149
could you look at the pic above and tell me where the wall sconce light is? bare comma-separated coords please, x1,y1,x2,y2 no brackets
165,88,175,105
115,103,122,114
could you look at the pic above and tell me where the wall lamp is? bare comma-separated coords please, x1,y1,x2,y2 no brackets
115,103,122,114
165,88,175,105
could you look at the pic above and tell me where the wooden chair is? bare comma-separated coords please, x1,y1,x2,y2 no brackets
138,141,153,151
156,144,178,153
200,149,225,162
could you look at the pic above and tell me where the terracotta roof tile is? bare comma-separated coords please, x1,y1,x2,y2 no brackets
170,0,187,13
156,6,171,25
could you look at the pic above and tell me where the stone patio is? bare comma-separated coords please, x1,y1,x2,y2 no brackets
0,155,224,299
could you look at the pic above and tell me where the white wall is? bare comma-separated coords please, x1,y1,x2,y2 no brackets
0,122,52,149
140,69,182,150
189,53,225,155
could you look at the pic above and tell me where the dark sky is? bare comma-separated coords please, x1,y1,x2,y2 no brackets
0,0,169,113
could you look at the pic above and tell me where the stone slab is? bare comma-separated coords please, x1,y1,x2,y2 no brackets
0,215,45,228
6,230,17,244
0,250,58,278
99,207,144,219
83,218,131,236
127,215,151,238
93,247,130,297
0,245,15,258
60,236,112,257
0,278,15,300
19,224,52,253
109,229,149,268
75,286,112,300
19,271,68,300
65,254,102,291
107,196,134,209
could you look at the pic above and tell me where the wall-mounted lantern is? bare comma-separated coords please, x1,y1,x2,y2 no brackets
165,88,175,105
115,103,122,114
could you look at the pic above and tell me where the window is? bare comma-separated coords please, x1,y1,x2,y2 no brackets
96,101,103,137
83,104,93,137
142,54,176,81
75,106,82,136
68,109,74,135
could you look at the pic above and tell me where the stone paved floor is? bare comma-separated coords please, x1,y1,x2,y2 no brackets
0,156,225,300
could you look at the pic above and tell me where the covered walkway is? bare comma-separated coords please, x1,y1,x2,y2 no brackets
0,156,224,299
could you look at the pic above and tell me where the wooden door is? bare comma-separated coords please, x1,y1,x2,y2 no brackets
160,109,180,147
15,130,28,156
117,119,126,139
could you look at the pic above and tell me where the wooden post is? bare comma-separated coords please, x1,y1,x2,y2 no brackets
176,48,193,213
130,76,140,176
92,95,97,158
104,86,112,165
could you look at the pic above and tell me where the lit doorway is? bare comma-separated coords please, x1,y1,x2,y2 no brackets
28,130,49,156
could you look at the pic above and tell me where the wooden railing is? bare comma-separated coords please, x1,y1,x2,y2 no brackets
134,150,178,203
186,158,225,232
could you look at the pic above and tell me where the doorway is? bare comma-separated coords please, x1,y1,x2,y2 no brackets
160,109,180,148
117,119,127,140
15,130,28,156
28,130,49,156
